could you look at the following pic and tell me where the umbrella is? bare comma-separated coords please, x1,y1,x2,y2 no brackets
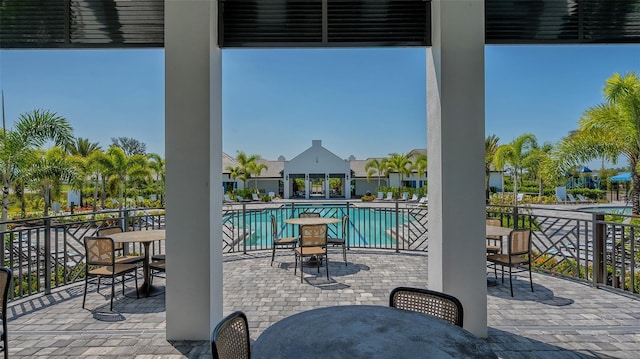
610,172,631,182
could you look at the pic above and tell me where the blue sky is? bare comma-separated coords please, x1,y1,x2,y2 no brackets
1,45,639,168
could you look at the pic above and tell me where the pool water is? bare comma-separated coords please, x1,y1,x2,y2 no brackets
579,206,632,215
223,206,413,247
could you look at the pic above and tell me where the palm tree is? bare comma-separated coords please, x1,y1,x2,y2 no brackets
235,151,261,189
494,133,538,205
557,72,640,214
522,142,553,200
28,147,77,216
364,158,388,189
385,153,412,192
0,106,74,229
485,135,500,202
248,160,268,190
98,146,149,209
225,165,245,191
86,150,107,212
66,137,101,157
147,153,166,205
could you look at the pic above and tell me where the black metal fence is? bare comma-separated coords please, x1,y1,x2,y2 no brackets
2,201,638,300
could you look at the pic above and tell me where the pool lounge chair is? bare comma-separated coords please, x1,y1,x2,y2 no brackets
408,194,419,202
251,193,262,202
567,193,578,204
576,194,592,203
399,192,409,201
383,192,393,201
376,192,384,201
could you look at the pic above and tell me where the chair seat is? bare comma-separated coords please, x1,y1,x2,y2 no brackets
487,254,529,265
485,245,501,253
275,237,298,245
326,237,344,245
150,261,165,271
152,254,165,261
115,255,145,264
294,246,325,256
89,263,139,276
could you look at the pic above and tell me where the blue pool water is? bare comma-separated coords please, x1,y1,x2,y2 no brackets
579,206,632,215
223,205,414,247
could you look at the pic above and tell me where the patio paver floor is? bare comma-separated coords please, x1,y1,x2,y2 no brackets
6,249,640,358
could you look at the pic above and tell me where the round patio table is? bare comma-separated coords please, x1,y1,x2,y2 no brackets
252,305,497,359
110,229,165,297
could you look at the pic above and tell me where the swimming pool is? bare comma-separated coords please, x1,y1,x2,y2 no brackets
222,204,426,250
579,206,632,215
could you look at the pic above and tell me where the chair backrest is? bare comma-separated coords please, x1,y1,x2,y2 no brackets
211,311,250,359
97,226,124,250
389,287,464,327
223,194,231,202
0,267,13,320
508,229,531,256
252,193,260,201
299,211,320,218
299,224,327,247
84,236,117,267
270,215,277,237
341,215,349,236
486,218,501,227
567,193,576,202
377,192,384,199
386,192,393,200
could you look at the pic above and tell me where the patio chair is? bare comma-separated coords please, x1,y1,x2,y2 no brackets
83,236,139,311
408,193,419,202
251,193,262,201
327,215,349,266
389,287,464,327
294,224,329,283
0,267,12,359
399,192,409,201
211,311,251,359
376,192,384,200
96,226,145,265
299,211,320,218
486,229,534,297
567,193,578,204
270,215,298,266
576,194,592,203
485,218,503,254
384,192,393,200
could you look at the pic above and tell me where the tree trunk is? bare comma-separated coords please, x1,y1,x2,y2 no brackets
632,160,640,215
93,172,99,212
513,172,519,206
538,178,543,200
485,169,490,203
1,179,9,233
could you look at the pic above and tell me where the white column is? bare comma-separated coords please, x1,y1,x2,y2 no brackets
427,0,487,337
345,173,351,199
305,174,310,199
283,173,290,199
165,0,222,340
325,174,330,199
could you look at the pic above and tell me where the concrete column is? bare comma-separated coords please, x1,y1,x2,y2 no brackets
345,173,351,200
165,0,222,340
427,0,487,337
305,174,310,199
325,174,330,199
283,173,290,199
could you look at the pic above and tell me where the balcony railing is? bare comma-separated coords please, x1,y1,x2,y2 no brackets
1,202,637,300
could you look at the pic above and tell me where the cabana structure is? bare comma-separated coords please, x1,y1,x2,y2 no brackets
2,0,639,341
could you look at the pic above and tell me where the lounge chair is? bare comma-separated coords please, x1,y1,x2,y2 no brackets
567,193,578,204
399,192,409,201
376,192,384,201
408,194,419,202
383,192,393,201
555,193,566,203
251,193,262,201
576,194,592,203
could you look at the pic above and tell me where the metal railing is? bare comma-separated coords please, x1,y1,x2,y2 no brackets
2,201,638,300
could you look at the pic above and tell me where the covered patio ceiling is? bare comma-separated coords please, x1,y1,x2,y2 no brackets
1,0,640,49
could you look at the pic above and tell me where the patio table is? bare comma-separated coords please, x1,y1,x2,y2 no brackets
285,217,340,267
252,305,497,358
110,229,165,297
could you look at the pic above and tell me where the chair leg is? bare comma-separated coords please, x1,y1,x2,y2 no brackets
300,256,304,283
501,265,505,283
2,321,6,359
271,245,276,266
294,254,298,275
82,276,88,309
528,264,534,292
508,266,514,297
343,244,347,265
326,255,330,280
110,275,116,311
134,271,139,299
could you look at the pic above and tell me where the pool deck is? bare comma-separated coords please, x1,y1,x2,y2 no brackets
7,246,640,358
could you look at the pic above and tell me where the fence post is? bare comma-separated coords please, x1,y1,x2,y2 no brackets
242,202,247,254
395,201,400,253
124,209,130,232
44,217,52,294
512,205,519,228
346,202,350,251
593,213,605,287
